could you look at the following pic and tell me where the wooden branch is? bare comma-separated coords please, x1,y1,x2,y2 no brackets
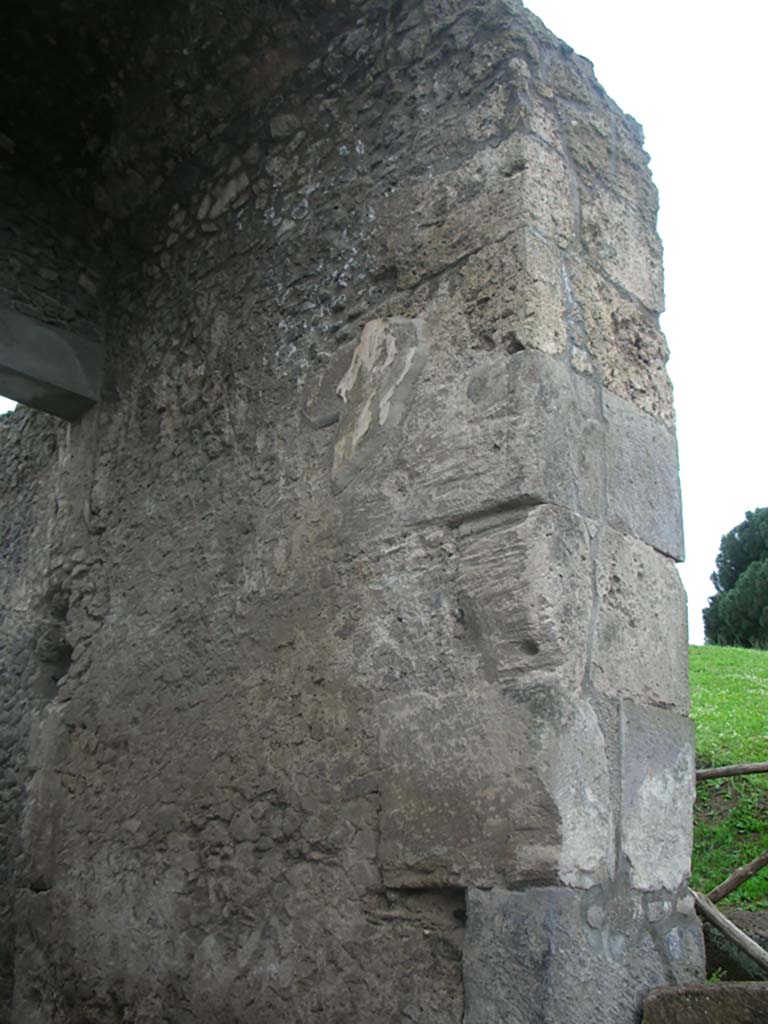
696,761,768,782
707,849,768,904
692,890,768,974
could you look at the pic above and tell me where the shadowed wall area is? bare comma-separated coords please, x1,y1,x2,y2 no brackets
0,1,703,1021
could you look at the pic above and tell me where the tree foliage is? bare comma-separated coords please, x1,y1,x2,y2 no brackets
704,508,768,648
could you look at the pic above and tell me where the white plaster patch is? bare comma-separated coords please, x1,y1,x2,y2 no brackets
331,317,428,493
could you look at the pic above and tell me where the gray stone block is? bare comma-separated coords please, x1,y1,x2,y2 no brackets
0,306,102,420
457,505,592,694
604,390,684,561
592,528,689,711
327,347,683,560
463,886,703,1024
378,683,561,889
620,703,695,892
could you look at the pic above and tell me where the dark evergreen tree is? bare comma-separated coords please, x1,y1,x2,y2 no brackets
704,508,768,648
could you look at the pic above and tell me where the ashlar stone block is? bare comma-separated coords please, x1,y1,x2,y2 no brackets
593,528,689,712
312,339,683,560
456,504,592,694
620,702,696,892
463,887,703,1024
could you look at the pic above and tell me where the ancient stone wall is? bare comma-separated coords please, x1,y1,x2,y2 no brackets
0,173,102,342
0,1,703,1021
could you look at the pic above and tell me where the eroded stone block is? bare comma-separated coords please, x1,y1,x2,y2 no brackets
620,702,695,892
593,529,688,711
580,187,664,312
398,350,682,559
457,505,592,693
604,390,684,561
541,700,615,888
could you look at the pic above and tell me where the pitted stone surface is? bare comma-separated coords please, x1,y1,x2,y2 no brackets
604,390,684,562
456,505,593,695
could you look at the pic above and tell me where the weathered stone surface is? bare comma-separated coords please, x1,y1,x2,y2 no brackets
464,887,703,1024
643,983,768,1024
593,529,689,711
621,703,696,892
542,700,615,888
328,346,682,559
580,188,664,313
0,0,698,1019
378,683,560,889
457,505,592,695
604,390,684,561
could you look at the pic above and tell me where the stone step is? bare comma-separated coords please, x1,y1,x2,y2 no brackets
643,982,768,1022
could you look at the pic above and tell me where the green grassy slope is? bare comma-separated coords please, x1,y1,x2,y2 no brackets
690,644,768,907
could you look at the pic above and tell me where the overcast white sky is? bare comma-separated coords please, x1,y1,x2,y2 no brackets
523,0,767,643
1,2,765,642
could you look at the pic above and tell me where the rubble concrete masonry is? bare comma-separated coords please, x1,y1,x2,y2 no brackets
0,0,702,1021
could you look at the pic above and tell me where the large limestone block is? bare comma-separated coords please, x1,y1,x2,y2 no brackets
396,349,602,530
311,337,683,559
456,505,592,693
604,389,684,561
463,887,703,1024
539,700,615,889
580,187,664,312
457,228,568,357
620,702,695,892
592,528,689,712
372,134,574,290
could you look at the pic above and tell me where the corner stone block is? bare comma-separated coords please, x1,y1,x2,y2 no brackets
397,350,604,528
323,342,683,561
463,887,703,1024
592,527,689,711
456,505,592,694
620,702,695,892
604,390,684,561
0,306,103,420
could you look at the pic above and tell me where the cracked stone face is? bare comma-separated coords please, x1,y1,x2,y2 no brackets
0,0,701,1021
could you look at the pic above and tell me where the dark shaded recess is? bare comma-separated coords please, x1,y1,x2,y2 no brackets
0,0,164,198
0,0,386,213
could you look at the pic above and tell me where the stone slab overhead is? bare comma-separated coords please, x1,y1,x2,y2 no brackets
0,306,102,420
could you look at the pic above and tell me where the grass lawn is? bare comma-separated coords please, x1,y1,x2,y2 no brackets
690,644,768,908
